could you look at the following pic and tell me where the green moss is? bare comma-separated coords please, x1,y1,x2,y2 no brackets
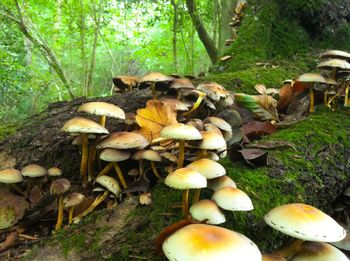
0,123,18,141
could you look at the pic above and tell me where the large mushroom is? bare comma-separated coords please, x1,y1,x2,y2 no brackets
61,117,109,186
317,59,350,80
162,224,262,261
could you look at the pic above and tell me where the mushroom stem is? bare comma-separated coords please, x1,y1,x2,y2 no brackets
99,116,106,127
68,207,74,225
273,239,304,258
177,140,185,169
88,139,98,180
151,82,157,99
182,92,205,117
80,133,89,187
114,163,128,189
192,189,201,204
74,191,109,221
309,85,315,113
96,162,113,178
182,189,190,218
151,161,161,179
323,90,328,105
345,83,349,107
128,85,132,92
55,196,64,230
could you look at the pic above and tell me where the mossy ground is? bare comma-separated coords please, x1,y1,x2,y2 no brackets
0,123,18,141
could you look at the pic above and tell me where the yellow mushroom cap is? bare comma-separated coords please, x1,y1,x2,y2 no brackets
0,168,23,183
317,59,350,70
95,175,121,196
194,131,227,150
160,123,203,140
320,50,350,60
196,82,230,101
158,98,188,111
189,199,226,225
212,187,253,211
207,175,237,191
186,159,226,179
61,117,109,134
78,102,125,120
264,203,346,242
63,192,85,208
162,224,262,261
295,73,326,84
97,132,149,150
132,149,161,162
100,148,130,162
140,72,173,83
262,254,287,261
21,164,47,178
290,242,348,261
165,168,207,189
48,167,63,177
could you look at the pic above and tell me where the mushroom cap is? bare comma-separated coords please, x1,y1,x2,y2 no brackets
112,75,139,90
169,78,195,89
140,72,173,83
317,59,350,71
320,50,350,60
132,149,161,162
331,228,350,251
192,131,227,150
78,102,125,120
189,199,226,225
262,254,287,261
61,117,109,134
95,175,121,196
160,152,177,163
207,175,237,191
97,132,149,150
50,179,71,195
325,78,339,86
21,164,47,178
0,168,23,183
160,123,203,140
100,148,130,162
295,73,327,84
264,203,346,242
63,192,85,208
48,167,63,177
158,98,188,111
162,224,262,261
203,117,232,132
186,119,204,131
196,82,230,101
186,159,226,179
164,167,207,189
212,187,254,211
290,242,349,261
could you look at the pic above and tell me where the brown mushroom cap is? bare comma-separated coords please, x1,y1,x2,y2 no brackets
186,159,226,179
112,75,139,90
97,132,149,150
264,203,346,242
140,72,173,83
295,73,327,84
158,98,188,111
78,102,125,120
290,242,348,261
21,164,47,178
48,167,63,177
169,78,195,90
196,82,230,101
320,50,350,60
50,179,71,195
63,192,85,208
132,149,161,162
100,148,130,162
207,175,237,191
164,167,207,189
162,224,262,261
0,168,23,183
61,117,109,134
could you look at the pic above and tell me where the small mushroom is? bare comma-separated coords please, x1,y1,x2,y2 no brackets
63,192,85,225
139,72,174,99
0,168,25,196
21,164,47,194
132,150,162,179
50,179,71,230
189,199,226,225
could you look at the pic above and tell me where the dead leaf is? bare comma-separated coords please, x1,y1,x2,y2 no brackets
0,231,18,254
246,140,296,150
255,84,267,95
136,100,178,142
277,84,303,111
243,121,277,139
122,174,150,194
239,149,268,167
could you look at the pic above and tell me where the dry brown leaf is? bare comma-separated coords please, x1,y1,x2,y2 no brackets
136,100,178,142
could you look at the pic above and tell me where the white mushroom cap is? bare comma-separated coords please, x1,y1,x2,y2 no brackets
207,175,237,191
212,187,253,211
162,224,262,261
78,102,125,119
331,228,350,251
21,164,47,178
290,242,349,261
100,148,130,162
164,168,207,189
48,167,63,177
132,150,161,162
186,159,226,179
0,168,23,183
194,131,227,150
264,203,346,242
317,59,350,71
63,192,85,208
295,73,327,84
320,50,350,60
97,132,149,150
95,175,121,196
190,199,226,224
61,117,109,134
161,123,203,141
140,72,173,83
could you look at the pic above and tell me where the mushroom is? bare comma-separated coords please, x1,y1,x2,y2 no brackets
212,187,254,211
48,167,63,180
264,203,346,258
196,82,230,102
207,175,237,191
132,149,162,179
0,168,24,196
98,148,130,189
21,164,47,193
189,131,227,159
323,78,339,108
203,116,232,142
162,224,262,261
63,192,85,225
180,89,207,117
317,59,350,80
50,178,71,230
112,75,140,92
168,77,195,99
160,123,202,168
61,117,108,187
320,50,350,61
164,167,206,217
186,158,226,203
139,72,174,99
294,73,326,113
189,199,226,225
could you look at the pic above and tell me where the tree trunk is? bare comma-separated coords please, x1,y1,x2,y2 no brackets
171,0,179,72
218,0,237,54
185,0,218,64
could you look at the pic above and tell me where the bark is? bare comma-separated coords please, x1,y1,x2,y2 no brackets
185,0,218,64
218,0,237,53
5,1,75,99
